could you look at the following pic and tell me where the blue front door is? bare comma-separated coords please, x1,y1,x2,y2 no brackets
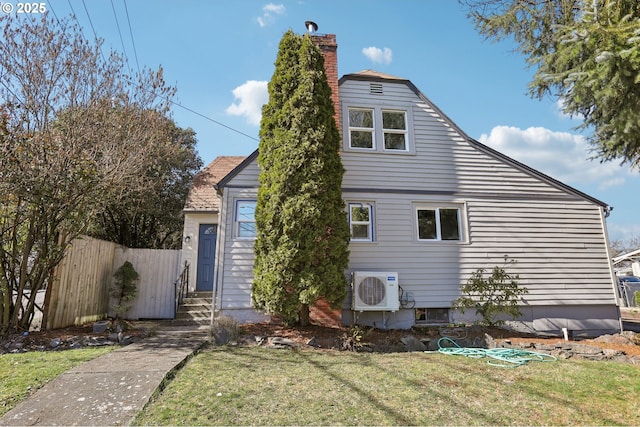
196,224,217,291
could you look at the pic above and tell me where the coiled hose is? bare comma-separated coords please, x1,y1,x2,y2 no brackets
437,337,557,368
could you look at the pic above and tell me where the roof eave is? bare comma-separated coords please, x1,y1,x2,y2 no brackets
216,150,260,189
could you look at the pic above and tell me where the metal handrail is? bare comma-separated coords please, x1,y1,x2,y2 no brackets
174,261,189,316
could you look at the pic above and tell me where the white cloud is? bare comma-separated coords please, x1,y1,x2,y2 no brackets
478,125,626,190
226,80,268,126
555,99,571,120
257,3,285,27
555,98,585,121
607,222,640,242
362,46,393,64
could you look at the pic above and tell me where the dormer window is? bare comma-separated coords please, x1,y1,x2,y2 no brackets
346,105,413,154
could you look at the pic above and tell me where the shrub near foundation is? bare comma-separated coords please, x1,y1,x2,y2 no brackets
453,256,528,327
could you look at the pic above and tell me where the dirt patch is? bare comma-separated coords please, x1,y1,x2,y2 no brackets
239,322,640,357
4,317,640,358
1,321,152,353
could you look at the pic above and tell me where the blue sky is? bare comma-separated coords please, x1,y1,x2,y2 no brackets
29,0,640,242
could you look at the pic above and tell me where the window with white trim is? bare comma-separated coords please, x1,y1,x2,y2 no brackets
235,200,256,239
382,110,407,150
348,202,374,242
348,108,375,149
346,106,412,153
416,206,462,241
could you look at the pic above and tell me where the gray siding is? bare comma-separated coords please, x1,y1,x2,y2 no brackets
340,80,568,197
225,161,260,188
339,78,616,313
345,191,615,308
214,75,618,332
214,187,257,311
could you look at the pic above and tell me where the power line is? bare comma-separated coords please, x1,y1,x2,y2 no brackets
57,3,260,144
165,99,259,142
110,0,132,75
80,0,98,41
76,2,258,142
123,0,141,74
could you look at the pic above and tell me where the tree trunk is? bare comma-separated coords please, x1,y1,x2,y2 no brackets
299,304,310,326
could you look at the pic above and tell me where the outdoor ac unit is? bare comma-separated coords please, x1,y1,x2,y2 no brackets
352,271,399,311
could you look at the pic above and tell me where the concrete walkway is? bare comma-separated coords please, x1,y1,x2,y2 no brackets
0,323,209,426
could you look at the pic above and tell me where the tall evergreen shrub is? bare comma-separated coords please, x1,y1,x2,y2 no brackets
253,30,350,325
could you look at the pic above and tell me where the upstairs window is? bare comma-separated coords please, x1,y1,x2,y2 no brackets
348,202,374,242
346,105,413,153
235,200,256,239
382,110,407,151
416,206,462,241
348,108,375,149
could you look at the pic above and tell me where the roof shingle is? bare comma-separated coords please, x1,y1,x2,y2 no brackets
183,156,246,212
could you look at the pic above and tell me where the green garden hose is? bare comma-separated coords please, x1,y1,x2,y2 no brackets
437,337,557,368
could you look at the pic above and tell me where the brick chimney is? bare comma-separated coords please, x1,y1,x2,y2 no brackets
310,33,340,130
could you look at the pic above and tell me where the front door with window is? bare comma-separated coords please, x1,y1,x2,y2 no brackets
196,224,217,291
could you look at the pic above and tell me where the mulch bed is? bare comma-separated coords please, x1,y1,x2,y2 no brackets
3,312,640,357
239,321,640,357
0,321,152,354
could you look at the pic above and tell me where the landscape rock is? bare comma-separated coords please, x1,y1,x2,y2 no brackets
210,327,230,345
594,333,635,346
489,332,640,363
268,337,299,349
401,335,427,352
92,320,111,333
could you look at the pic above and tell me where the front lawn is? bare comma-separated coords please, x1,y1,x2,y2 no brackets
134,346,640,426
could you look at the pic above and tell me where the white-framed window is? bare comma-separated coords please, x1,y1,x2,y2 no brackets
348,108,375,149
382,110,407,151
346,105,412,153
235,200,256,239
415,205,463,241
348,202,374,242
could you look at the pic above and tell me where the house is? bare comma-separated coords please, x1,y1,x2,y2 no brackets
182,33,621,336
182,156,246,293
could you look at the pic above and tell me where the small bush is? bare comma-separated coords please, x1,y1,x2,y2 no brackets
340,325,371,352
452,255,528,327
110,261,139,320
209,315,239,345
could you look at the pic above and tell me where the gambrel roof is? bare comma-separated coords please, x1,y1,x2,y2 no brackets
215,70,609,211
339,71,610,210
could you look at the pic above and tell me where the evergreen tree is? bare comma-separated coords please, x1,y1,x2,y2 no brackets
253,30,350,326
462,0,640,167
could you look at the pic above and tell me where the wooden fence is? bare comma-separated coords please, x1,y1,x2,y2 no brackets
44,236,182,330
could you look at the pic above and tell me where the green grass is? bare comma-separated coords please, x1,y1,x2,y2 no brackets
0,347,114,417
134,346,640,426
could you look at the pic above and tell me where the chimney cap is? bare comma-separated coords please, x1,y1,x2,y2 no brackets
305,21,318,33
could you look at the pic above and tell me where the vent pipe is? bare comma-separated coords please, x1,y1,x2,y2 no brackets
305,20,318,33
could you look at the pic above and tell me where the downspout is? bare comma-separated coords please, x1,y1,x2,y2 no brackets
210,184,226,321
601,205,622,332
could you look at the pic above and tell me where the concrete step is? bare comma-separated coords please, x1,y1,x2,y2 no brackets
169,318,211,327
180,300,212,309
188,292,213,299
175,292,212,328
176,310,210,321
